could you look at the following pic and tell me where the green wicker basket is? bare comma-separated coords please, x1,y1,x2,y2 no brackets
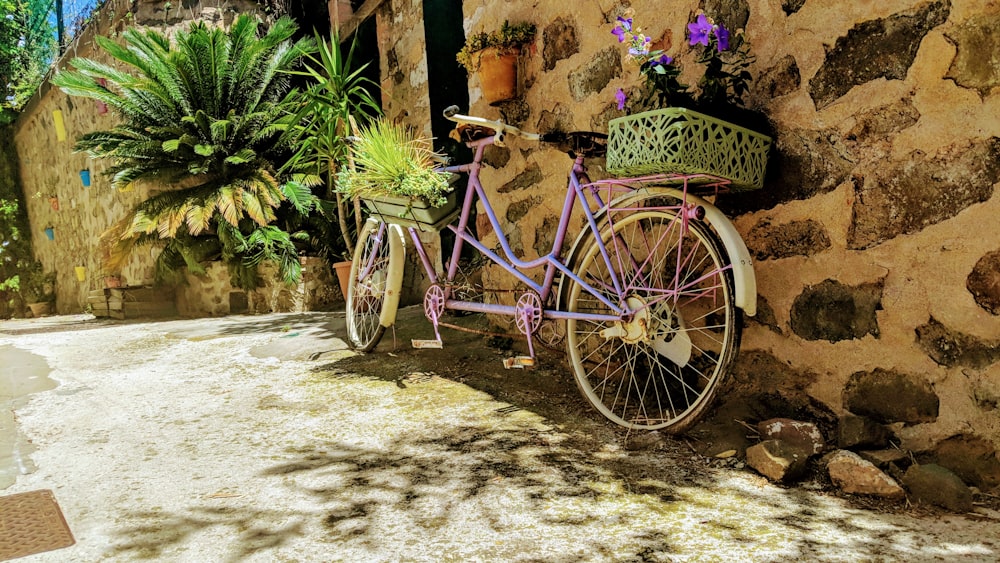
607,107,772,191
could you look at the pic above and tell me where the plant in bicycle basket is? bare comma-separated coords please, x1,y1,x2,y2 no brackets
612,11,755,116
607,10,771,190
336,119,452,209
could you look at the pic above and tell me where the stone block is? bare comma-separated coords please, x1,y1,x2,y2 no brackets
746,439,810,482
903,464,974,513
790,279,883,342
827,450,905,499
757,418,825,456
809,1,951,109
843,368,939,424
837,414,891,449
858,449,910,468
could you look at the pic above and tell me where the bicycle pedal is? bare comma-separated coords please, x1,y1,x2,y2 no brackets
411,339,443,349
502,356,535,369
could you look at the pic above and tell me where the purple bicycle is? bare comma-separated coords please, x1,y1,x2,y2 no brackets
345,106,758,433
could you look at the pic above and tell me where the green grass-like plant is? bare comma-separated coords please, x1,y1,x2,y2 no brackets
337,120,451,207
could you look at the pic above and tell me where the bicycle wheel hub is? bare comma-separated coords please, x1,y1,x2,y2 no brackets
602,296,651,344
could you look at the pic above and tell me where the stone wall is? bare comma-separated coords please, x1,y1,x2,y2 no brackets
175,257,343,316
370,0,1000,478
13,0,332,316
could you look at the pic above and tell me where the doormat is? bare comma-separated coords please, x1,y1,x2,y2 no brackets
0,489,75,560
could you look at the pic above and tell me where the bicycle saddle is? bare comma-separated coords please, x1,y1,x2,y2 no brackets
541,131,608,158
452,124,497,142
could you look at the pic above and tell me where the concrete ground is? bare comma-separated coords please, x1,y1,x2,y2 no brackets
1,308,999,562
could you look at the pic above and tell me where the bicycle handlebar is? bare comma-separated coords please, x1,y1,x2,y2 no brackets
442,105,540,146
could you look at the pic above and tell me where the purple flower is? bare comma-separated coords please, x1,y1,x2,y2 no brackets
687,14,713,46
628,34,651,57
612,17,632,42
615,88,627,110
715,24,730,51
651,54,673,67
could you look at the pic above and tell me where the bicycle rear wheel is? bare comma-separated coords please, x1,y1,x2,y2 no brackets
346,219,405,352
565,210,740,432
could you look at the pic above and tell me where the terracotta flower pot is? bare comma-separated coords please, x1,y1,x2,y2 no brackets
476,46,520,105
333,260,352,300
27,302,52,317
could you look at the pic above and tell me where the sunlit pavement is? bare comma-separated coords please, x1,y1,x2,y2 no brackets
2,309,997,562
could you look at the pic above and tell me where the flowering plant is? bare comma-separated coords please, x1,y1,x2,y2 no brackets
612,11,755,114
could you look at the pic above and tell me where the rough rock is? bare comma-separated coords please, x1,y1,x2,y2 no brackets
781,0,806,15
542,17,579,72
915,316,1000,369
746,439,810,482
506,196,543,224
809,0,951,109
757,418,825,455
568,46,620,102
903,463,974,512
837,414,891,449
858,449,910,468
717,128,854,214
827,450,905,499
757,54,801,100
846,98,921,141
497,163,542,193
967,250,1000,315
745,218,831,261
932,434,1000,491
848,138,1000,250
843,368,939,424
701,0,750,31
790,278,883,342
945,12,1000,96
745,296,782,334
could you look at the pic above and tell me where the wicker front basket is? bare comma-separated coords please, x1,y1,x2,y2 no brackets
607,107,772,191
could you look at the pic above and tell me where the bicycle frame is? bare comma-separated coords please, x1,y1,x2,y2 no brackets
399,133,728,327
345,108,755,429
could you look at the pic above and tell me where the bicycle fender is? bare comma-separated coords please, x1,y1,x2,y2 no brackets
683,192,757,317
380,223,407,327
557,188,757,317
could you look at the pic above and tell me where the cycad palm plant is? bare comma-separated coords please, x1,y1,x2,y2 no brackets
52,14,315,289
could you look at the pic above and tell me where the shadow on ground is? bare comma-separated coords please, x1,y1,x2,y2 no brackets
102,307,997,561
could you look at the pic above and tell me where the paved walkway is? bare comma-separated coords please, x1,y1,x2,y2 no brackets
1,310,998,562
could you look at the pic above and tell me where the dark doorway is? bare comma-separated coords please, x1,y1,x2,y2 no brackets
423,0,469,161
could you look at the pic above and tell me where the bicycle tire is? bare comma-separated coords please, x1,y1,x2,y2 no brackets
346,219,406,352
565,209,741,432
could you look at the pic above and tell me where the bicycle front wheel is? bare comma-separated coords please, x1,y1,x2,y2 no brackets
346,219,405,352
565,210,740,432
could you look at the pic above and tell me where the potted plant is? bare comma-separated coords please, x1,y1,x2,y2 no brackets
607,11,771,191
337,119,455,231
20,263,56,317
280,30,382,272
456,20,536,105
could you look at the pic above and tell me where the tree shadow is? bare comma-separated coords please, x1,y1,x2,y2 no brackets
108,415,997,561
